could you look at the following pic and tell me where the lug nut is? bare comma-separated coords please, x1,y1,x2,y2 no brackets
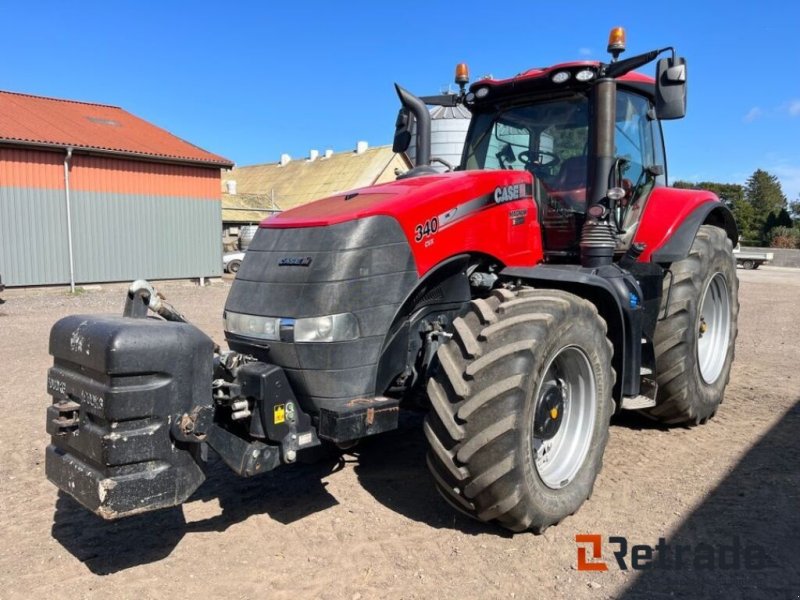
285,449,297,463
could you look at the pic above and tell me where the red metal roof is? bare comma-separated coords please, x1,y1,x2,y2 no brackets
0,90,233,167
477,61,656,88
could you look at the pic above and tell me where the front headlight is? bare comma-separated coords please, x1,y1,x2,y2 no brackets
224,311,359,343
224,312,282,341
294,313,359,342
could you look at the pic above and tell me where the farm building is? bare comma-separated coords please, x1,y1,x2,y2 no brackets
0,90,233,287
220,142,411,243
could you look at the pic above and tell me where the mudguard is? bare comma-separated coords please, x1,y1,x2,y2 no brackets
633,187,738,263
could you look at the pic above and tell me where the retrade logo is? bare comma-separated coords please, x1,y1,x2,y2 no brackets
576,534,772,571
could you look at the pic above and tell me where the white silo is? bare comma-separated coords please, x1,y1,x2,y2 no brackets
407,103,472,172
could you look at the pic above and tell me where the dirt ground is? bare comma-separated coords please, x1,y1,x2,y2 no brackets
0,267,797,599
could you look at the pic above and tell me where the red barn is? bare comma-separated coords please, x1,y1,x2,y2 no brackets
0,90,234,287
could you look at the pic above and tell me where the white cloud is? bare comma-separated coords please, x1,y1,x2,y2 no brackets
578,47,592,57
787,99,800,117
743,107,763,122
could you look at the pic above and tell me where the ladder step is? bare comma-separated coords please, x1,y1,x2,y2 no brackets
621,394,657,410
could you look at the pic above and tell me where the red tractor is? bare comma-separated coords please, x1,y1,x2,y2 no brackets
46,29,738,533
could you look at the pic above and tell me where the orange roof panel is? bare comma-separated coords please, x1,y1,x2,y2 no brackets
0,90,233,167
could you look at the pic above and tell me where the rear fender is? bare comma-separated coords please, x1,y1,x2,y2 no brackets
633,187,738,263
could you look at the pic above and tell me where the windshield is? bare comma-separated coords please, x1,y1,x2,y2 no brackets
462,95,590,255
463,95,588,188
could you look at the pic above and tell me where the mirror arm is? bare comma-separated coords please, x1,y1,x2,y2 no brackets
603,47,672,79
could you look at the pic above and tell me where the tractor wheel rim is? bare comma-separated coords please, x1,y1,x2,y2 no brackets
697,272,731,384
532,345,597,489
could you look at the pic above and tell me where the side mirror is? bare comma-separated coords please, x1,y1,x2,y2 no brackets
392,107,412,154
655,56,687,120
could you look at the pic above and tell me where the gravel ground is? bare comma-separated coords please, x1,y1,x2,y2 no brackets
0,267,797,599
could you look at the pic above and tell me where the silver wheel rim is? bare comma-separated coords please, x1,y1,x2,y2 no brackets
532,346,597,489
697,272,731,384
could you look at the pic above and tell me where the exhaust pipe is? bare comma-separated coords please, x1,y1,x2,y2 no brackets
394,84,431,167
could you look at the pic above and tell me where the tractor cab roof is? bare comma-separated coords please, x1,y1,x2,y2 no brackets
468,61,655,106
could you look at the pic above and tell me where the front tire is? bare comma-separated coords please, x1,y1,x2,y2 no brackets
425,288,614,533
645,225,739,425
227,260,242,274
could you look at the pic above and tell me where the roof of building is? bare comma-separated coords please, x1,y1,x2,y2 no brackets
0,90,233,167
429,104,471,119
221,144,411,222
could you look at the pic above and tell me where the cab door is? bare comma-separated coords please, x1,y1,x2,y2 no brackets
614,90,667,246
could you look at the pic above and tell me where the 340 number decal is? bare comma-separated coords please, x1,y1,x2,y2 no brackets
414,217,439,242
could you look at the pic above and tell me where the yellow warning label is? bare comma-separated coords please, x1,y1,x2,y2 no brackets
274,404,285,424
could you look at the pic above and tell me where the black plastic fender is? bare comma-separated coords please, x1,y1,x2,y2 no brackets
500,263,652,401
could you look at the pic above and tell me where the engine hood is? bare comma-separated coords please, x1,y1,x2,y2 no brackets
261,169,541,276
262,170,532,228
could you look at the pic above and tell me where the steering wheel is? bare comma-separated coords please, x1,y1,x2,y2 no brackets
519,150,560,170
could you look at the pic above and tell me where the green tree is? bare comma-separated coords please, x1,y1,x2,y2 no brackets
673,180,745,205
672,180,758,240
732,197,758,242
789,198,800,221
744,169,787,238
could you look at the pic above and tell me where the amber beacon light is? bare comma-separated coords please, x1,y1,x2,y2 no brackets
607,27,626,60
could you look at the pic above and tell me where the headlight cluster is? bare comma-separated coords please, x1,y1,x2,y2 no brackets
224,311,359,343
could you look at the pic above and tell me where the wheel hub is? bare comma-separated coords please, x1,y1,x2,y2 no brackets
532,346,597,490
534,383,565,440
697,272,731,384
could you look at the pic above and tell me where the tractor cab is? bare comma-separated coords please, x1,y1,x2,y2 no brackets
461,66,668,258
395,27,687,264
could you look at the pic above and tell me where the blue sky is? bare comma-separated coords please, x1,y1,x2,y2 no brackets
3,1,799,198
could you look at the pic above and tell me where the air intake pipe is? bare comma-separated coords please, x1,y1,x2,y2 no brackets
394,84,431,168
582,76,617,268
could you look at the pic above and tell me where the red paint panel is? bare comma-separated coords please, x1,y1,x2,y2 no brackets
264,171,544,276
633,187,721,262
0,148,220,199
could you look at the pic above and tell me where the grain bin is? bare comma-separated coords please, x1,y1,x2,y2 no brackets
407,103,471,172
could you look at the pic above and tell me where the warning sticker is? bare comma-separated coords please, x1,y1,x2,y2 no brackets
274,404,285,424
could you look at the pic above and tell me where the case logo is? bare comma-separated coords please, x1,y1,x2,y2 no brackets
278,256,313,266
494,183,527,204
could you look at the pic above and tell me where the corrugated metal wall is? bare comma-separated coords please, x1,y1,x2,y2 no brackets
0,148,223,286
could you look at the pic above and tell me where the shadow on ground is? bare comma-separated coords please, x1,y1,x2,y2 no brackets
52,454,343,575
50,411,502,574
620,398,800,600
352,411,507,537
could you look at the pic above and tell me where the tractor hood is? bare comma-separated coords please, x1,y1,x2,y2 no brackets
263,170,530,228
260,170,540,275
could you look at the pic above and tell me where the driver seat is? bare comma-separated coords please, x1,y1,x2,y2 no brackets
554,156,587,190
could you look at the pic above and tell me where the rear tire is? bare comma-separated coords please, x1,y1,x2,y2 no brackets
228,260,242,274
425,288,614,533
644,225,739,425
741,259,755,270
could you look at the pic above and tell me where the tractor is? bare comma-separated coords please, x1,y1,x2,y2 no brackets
45,28,738,533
